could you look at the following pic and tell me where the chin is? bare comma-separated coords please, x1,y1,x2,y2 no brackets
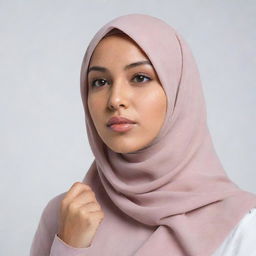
106,142,141,154
109,146,135,154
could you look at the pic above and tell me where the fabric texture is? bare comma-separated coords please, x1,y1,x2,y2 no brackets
29,206,256,255
29,13,256,256
78,13,256,256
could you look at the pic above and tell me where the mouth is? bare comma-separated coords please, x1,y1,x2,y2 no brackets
107,123,136,132
106,115,136,132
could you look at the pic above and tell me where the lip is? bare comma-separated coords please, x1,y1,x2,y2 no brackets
106,116,136,133
108,123,136,132
106,116,136,127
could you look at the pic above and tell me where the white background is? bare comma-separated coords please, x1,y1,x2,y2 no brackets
0,0,255,255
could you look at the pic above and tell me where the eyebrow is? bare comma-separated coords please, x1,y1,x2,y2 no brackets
87,60,152,74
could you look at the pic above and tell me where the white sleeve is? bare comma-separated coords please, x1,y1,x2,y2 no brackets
212,207,256,256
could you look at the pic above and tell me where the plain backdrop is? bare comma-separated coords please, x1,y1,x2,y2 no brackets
0,0,255,255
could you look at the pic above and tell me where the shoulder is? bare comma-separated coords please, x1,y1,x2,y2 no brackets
40,191,67,233
213,207,256,256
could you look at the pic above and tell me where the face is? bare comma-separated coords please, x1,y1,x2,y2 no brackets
87,34,167,154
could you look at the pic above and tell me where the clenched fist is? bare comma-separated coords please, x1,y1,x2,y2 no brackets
57,182,105,248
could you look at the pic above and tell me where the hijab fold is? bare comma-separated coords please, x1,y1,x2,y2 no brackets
79,13,256,256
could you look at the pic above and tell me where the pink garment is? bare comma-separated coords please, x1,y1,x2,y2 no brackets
30,13,256,256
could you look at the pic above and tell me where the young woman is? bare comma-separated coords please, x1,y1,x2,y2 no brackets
30,13,256,256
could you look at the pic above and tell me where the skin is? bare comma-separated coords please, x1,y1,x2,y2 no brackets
58,33,168,248
87,33,167,154
58,182,104,248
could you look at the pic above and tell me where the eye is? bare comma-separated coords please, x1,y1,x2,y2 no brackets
132,74,152,84
90,78,108,88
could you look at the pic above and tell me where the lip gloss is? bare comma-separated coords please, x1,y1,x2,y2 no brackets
108,123,135,132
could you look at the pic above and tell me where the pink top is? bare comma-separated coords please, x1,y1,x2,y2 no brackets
30,203,256,255
30,13,256,256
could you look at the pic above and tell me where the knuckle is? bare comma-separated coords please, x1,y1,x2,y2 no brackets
68,202,78,212
79,208,89,218
73,181,82,187
85,190,96,200
83,184,93,191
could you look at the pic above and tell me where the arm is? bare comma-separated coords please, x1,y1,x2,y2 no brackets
29,192,91,256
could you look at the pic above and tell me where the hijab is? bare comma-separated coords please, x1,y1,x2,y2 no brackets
79,13,256,256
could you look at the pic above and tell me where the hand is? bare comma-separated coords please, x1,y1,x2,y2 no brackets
57,182,105,248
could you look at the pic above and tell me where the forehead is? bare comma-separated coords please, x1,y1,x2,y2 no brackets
89,35,149,65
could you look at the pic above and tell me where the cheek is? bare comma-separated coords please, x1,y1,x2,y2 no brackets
139,88,167,124
87,96,104,123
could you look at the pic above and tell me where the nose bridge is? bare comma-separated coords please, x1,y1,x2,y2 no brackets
108,75,130,108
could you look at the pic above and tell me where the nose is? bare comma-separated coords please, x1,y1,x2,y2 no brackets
107,80,130,111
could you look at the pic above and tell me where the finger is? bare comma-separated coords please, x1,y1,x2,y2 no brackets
89,210,105,221
63,182,92,206
72,190,97,206
79,202,101,213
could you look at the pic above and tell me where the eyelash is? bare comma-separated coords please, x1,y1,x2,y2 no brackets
90,73,152,88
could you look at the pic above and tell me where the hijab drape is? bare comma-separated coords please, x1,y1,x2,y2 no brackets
79,13,256,256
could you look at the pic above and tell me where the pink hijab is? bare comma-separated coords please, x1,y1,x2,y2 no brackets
79,13,256,256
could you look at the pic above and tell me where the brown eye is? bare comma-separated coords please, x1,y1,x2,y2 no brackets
132,74,152,83
91,79,108,88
